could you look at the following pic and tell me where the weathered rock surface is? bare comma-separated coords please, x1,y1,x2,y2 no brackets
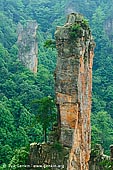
55,13,95,170
27,143,69,170
17,20,38,73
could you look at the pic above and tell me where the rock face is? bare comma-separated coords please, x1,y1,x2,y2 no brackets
28,143,69,170
17,20,38,73
55,13,95,170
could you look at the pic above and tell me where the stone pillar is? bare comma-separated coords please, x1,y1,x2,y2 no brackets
17,20,38,73
55,13,95,170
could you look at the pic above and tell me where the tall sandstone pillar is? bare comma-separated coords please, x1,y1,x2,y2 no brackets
55,13,95,170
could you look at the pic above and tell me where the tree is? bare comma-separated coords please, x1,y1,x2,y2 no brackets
31,96,57,142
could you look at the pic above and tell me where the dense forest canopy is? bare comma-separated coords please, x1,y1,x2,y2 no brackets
0,0,113,168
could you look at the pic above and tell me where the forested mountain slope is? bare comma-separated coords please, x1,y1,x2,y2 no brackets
0,0,113,167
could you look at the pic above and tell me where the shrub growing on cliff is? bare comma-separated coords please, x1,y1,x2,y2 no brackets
70,18,89,39
70,23,82,39
44,39,56,49
51,141,63,152
81,19,89,29
99,159,112,170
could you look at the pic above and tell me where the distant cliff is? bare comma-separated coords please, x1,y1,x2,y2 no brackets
104,16,113,43
17,20,38,73
55,13,95,170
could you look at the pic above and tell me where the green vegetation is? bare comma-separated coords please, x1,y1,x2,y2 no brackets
91,111,113,154
9,147,29,170
44,39,56,49
99,159,112,170
31,96,57,142
0,0,113,168
51,141,63,152
90,144,112,170
70,24,82,39
70,18,89,39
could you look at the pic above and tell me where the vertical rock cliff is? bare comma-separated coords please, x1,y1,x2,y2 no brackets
55,13,95,170
17,20,38,73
